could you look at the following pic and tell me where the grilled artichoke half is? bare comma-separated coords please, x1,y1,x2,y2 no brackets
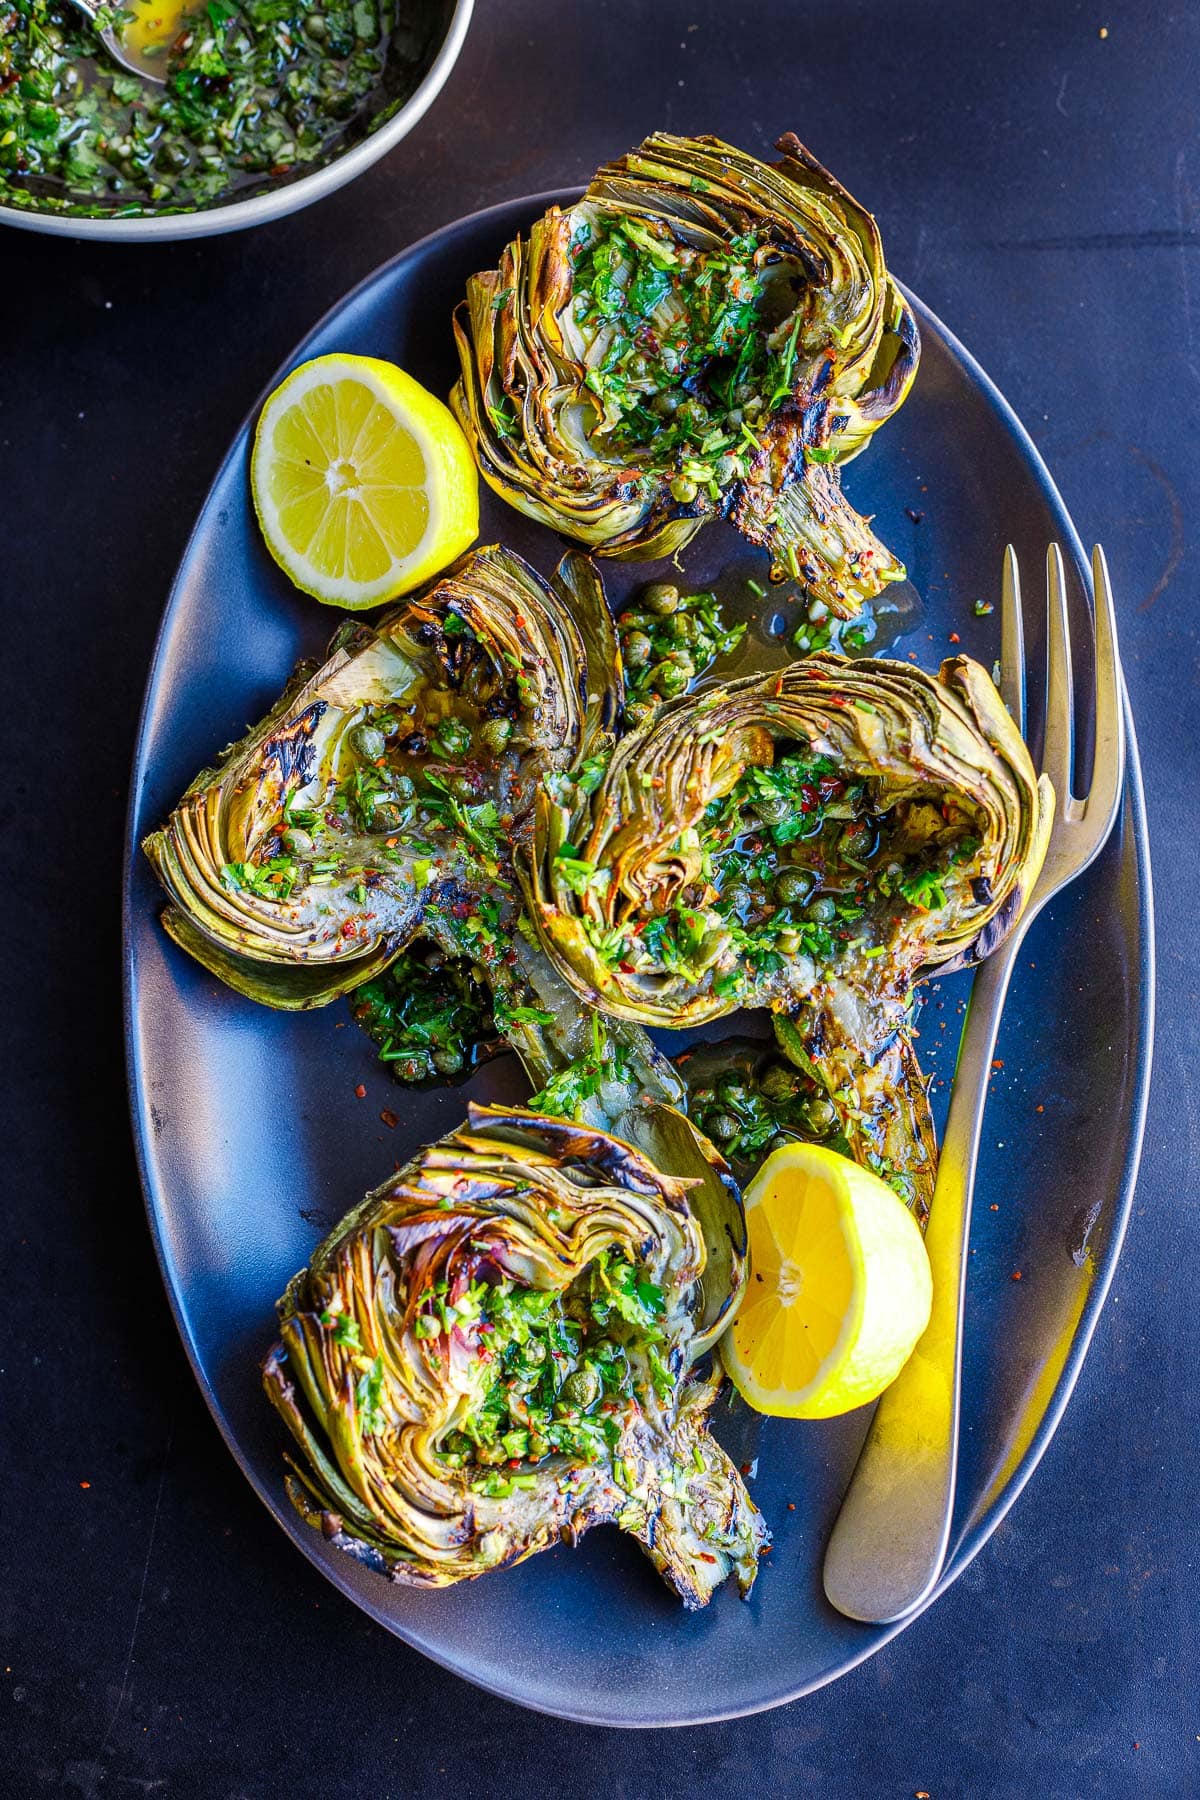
263,1104,768,1607
452,131,918,617
144,542,747,1347
523,652,1054,1219
143,544,615,1009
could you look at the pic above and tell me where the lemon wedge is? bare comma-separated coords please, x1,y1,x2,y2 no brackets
721,1142,932,1420
250,353,479,608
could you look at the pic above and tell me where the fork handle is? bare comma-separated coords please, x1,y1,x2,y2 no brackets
822,936,1021,1622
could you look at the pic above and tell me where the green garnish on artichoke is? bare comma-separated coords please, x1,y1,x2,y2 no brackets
522,651,1054,1218
263,1104,768,1608
452,132,918,617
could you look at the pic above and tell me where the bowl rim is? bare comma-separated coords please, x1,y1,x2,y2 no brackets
0,0,474,242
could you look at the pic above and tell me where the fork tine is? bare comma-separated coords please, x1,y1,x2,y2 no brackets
1042,544,1075,804
1000,546,1027,736
1086,544,1126,839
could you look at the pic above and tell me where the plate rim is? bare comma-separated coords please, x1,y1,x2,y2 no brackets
122,190,1156,1726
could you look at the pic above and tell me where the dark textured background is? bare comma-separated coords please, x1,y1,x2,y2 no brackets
2,0,1196,1793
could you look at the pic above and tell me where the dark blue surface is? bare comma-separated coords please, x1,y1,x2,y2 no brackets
3,0,1194,1788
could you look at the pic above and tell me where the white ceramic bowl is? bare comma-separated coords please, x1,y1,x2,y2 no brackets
0,0,473,241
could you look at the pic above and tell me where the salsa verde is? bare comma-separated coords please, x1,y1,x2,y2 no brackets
0,0,433,217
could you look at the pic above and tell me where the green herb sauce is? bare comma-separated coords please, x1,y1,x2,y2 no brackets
0,0,434,217
430,1251,670,1491
568,212,817,501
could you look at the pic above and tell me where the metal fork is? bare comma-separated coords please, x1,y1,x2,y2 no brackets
822,543,1126,1624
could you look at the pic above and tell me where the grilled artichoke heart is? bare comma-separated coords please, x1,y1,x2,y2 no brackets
452,132,918,618
143,543,619,1009
524,651,1054,1218
263,1104,768,1607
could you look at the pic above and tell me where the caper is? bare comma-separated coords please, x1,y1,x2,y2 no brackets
478,717,514,755
802,1095,837,1134
392,1050,435,1083
754,793,791,826
759,1063,800,1103
669,475,699,504
369,800,408,833
767,1132,795,1154
592,1337,626,1375
777,928,802,954
304,11,327,34
667,612,696,643
691,1087,716,1110
432,1046,464,1076
642,583,680,616
561,1367,602,1410
716,1073,753,1110
676,399,710,432
721,883,753,917
449,774,476,799
714,453,739,486
774,867,814,906
652,661,690,698
624,698,656,729
805,895,838,924
840,821,877,862
528,1433,550,1460
351,722,386,763
433,717,472,758
622,630,654,668
651,390,682,417
282,826,314,855
392,774,416,801
156,141,190,172
705,1112,742,1144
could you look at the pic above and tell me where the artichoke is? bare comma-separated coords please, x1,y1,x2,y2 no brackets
262,1104,768,1607
452,131,918,618
143,543,618,1009
522,651,1054,1217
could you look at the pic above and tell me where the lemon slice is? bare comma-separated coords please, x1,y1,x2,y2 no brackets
251,353,479,609
722,1142,932,1420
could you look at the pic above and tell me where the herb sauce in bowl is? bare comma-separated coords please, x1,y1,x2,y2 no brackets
0,0,442,218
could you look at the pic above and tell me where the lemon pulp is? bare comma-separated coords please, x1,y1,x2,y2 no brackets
722,1142,932,1420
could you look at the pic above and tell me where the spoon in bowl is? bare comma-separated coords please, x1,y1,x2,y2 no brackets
65,0,190,84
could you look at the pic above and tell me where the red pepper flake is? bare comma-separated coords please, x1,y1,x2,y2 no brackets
786,1501,796,1511
916,1792,931,1799
990,1203,999,1212
354,1084,367,1099
1035,1103,1045,1113
992,1058,1004,1070
380,1109,398,1129
1011,1270,1023,1281
80,1481,91,1490
948,631,961,644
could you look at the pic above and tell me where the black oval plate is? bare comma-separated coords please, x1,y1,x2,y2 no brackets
124,193,1154,1726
